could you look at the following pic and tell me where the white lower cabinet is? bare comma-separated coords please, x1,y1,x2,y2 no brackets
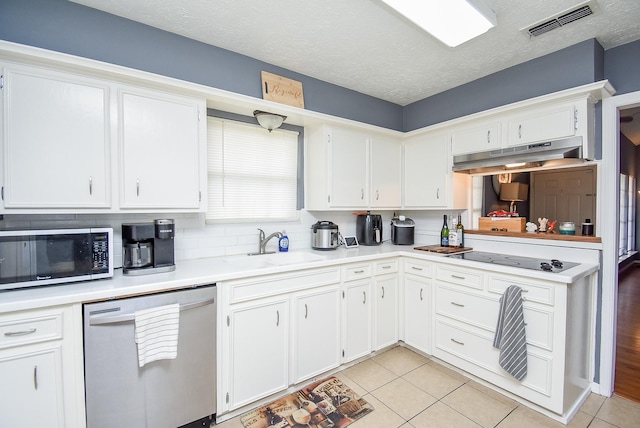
221,267,341,412
373,259,399,350
402,259,433,353
0,305,84,428
228,297,289,410
292,286,341,384
342,279,372,362
432,263,594,416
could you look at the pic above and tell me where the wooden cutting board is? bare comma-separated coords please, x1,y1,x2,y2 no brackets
413,245,472,254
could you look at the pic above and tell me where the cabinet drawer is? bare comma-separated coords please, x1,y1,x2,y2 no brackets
487,275,555,306
229,268,341,303
375,259,398,275
436,285,554,350
434,318,552,396
436,265,483,291
404,259,433,278
435,285,497,331
343,264,372,281
0,310,64,349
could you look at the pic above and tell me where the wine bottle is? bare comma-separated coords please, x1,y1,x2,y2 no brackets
448,214,458,247
441,215,449,247
456,213,465,248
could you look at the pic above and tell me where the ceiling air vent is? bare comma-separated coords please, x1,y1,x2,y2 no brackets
524,1,595,38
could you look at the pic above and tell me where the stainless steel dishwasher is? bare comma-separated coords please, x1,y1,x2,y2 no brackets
83,284,216,428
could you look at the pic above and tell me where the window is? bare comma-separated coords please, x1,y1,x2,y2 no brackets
207,117,301,221
619,174,636,257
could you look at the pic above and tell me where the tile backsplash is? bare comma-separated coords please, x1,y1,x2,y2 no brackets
0,210,455,268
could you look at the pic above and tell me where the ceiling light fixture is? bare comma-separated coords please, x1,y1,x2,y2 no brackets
380,0,496,47
253,110,287,132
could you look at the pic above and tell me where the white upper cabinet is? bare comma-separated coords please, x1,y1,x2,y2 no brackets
451,122,501,156
370,135,402,208
2,64,110,209
403,132,449,208
327,127,369,208
118,87,205,210
306,125,401,210
507,103,575,147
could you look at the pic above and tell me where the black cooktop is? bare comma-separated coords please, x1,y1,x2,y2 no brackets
446,251,579,273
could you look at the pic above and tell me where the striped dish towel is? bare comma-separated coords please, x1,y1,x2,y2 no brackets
493,285,527,381
134,303,180,368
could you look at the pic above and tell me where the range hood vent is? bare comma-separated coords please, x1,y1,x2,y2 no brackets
452,136,585,175
524,1,595,38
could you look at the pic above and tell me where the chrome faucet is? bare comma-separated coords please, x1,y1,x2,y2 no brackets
250,228,283,255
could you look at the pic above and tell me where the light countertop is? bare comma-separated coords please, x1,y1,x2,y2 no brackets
0,243,599,314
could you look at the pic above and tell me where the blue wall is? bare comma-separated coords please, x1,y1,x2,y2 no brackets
1,0,639,134
403,39,605,131
0,0,404,130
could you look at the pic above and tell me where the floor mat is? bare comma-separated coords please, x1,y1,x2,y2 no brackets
240,376,374,428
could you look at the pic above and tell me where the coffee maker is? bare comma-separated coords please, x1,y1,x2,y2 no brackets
122,219,175,275
356,211,383,246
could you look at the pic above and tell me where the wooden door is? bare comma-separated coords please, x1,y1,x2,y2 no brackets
530,166,596,230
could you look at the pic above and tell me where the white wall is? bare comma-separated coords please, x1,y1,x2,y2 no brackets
0,210,458,268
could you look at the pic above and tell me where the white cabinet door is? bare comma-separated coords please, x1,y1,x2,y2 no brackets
328,129,368,207
229,298,289,409
403,133,448,208
507,105,575,147
451,123,501,156
0,346,64,428
370,136,401,208
404,274,432,353
292,286,341,384
3,66,110,208
374,274,398,350
119,88,204,209
342,280,372,362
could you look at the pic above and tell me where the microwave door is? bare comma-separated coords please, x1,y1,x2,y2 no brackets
34,234,91,281
0,236,34,285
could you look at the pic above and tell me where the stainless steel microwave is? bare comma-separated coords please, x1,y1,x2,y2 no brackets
0,228,113,291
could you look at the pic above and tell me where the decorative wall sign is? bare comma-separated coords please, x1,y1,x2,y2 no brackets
261,71,305,109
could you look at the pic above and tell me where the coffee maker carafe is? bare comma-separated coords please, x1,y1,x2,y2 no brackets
122,219,175,275
356,211,383,246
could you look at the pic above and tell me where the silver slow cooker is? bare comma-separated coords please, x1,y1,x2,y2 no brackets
311,221,339,250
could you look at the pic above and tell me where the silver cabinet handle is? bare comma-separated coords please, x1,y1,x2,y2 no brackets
276,310,280,327
88,297,216,325
304,304,308,319
451,275,466,280
487,130,490,144
420,288,423,301
451,338,464,346
34,365,38,390
4,328,37,337
381,286,385,299
136,179,140,196
411,266,423,271
376,190,379,200
382,265,391,269
451,302,464,307
437,188,440,199
354,270,365,274
518,124,522,139
89,176,93,195
363,291,366,304
361,188,364,200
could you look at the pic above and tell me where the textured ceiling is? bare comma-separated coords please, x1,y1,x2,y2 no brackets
71,0,640,106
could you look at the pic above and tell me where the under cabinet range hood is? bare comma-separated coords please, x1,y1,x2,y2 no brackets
452,136,586,175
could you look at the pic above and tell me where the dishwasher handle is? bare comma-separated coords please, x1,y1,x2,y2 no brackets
89,297,215,326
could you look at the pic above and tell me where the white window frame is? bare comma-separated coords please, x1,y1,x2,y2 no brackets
206,112,303,222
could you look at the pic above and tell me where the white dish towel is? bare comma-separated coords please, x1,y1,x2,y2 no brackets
493,285,527,381
134,303,180,368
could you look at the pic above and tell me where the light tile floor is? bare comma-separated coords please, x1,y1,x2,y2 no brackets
215,346,640,428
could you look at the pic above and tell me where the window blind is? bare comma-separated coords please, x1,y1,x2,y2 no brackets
207,118,299,221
